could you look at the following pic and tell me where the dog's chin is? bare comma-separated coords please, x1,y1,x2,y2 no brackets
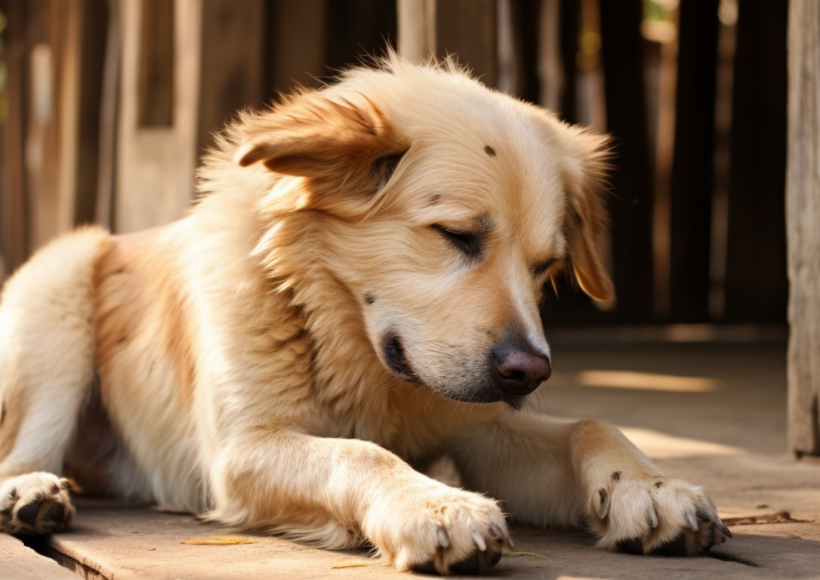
437,387,527,409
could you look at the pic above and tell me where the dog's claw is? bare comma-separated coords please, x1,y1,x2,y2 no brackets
503,532,514,550
647,505,659,529
472,529,487,552
686,512,699,532
596,488,610,520
437,527,450,549
695,506,712,523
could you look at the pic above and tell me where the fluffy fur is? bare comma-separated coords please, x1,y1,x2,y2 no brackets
0,55,729,573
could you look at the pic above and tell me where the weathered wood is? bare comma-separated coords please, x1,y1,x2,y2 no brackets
669,0,720,322
323,0,397,71
137,0,174,127
0,0,30,273
723,0,788,323
435,0,497,86
95,0,121,229
598,0,654,323
265,0,326,96
71,0,108,226
787,0,820,457
197,0,265,160
398,0,436,62
557,0,579,123
116,0,202,233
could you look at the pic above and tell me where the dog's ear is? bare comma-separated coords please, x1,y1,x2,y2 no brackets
561,127,614,302
233,91,408,191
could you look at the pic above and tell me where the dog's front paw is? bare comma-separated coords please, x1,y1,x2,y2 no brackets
0,472,74,534
588,473,731,556
368,485,511,574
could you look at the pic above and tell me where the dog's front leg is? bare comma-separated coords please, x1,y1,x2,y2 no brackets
208,429,511,573
448,414,731,555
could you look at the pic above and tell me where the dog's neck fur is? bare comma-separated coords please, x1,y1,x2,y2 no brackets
248,201,409,451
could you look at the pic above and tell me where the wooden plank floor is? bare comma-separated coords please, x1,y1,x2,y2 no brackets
6,342,820,579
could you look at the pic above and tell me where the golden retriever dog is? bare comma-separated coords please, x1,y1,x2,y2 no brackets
0,55,729,573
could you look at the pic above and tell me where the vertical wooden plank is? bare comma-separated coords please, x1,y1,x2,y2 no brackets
265,0,325,96
116,0,202,233
512,0,540,103
71,0,108,226
787,0,820,457
53,0,82,234
435,0,497,86
668,0,720,322
324,0,397,71
398,0,436,63
557,0,579,124
25,0,58,251
137,0,173,127
723,0,788,323
95,0,121,229
597,0,654,322
197,0,264,159
0,0,29,273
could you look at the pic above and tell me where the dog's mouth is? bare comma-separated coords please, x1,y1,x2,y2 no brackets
380,331,527,409
382,331,419,382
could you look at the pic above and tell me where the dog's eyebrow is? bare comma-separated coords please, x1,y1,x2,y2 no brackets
479,214,492,232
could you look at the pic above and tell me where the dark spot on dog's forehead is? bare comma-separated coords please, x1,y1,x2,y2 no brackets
429,194,441,205
364,293,376,305
479,214,492,231
484,145,496,157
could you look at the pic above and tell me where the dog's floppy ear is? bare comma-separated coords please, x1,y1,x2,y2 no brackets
234,90,408,189
561,127,614,302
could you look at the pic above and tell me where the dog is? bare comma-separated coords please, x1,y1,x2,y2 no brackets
0,55,729,574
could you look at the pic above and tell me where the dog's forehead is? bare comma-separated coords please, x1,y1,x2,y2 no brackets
398,100,569,254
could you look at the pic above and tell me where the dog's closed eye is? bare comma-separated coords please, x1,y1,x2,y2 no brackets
531,258,557,278
432,225,484,260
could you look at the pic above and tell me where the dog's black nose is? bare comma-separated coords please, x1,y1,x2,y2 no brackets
492,344,551,395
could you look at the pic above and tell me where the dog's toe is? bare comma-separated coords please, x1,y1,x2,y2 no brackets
16,500,42,527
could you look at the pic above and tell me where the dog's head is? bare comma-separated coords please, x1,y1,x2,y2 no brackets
234,57,612,408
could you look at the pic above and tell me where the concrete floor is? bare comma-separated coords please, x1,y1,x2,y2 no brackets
6,341,820,579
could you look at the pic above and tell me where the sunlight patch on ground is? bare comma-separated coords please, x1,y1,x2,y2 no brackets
574,370,721,392
620,426,743,459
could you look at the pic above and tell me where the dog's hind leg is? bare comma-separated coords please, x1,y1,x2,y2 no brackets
0,227,108,534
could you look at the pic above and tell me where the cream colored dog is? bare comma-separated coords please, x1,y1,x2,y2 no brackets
0,56,729,573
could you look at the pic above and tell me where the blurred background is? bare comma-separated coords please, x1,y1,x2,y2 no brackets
1,0,815,458
0,0,788,331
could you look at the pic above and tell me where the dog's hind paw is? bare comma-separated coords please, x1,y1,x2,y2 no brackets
588,474,730,556
0,472,74,535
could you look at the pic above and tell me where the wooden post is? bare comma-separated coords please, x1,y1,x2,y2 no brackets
435,0,497,86
787,0,820,458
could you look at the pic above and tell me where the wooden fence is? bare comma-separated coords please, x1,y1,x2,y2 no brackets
0,0,791,327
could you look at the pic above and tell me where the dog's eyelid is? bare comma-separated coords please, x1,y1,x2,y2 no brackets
532,258,558,277
431,224,484,258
